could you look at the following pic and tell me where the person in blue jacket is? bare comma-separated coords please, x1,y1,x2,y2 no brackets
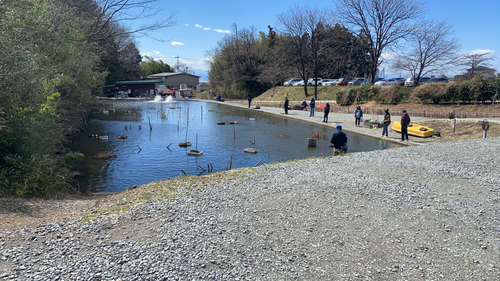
354,106,363,126
331,125,348,156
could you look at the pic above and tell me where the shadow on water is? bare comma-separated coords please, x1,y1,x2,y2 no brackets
68,100,402,193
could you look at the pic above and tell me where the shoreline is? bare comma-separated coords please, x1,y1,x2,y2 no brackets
1,136,499,279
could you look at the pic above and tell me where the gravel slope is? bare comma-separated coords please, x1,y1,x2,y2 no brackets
1,137,499,280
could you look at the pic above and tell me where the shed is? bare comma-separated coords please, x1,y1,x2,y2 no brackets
146,72,200,89
114,80,163,97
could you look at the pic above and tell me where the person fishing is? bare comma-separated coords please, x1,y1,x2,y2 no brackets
284,97,289,114
323,103,330,123
331,125,348,156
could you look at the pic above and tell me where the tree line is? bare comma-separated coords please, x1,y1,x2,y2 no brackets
0,0,174,197
208,0,496,100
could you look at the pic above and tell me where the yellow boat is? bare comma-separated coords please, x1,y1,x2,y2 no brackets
392,121,435,137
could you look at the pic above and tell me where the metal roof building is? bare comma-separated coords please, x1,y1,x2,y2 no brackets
146,72,200,89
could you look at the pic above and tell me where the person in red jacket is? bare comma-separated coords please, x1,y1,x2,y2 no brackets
401,110,411,141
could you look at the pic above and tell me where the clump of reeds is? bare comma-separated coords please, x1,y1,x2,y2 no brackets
312,129,325,139
94,153,117,160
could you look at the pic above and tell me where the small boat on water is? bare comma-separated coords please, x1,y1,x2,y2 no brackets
187,149,203,156
188,134,202,156
392,121,435,137
179,142,192,147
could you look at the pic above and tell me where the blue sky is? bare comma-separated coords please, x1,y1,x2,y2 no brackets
134,0,500,81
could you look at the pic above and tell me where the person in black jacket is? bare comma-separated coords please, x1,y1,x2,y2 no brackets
284,97,289,114
247,93,252,108
381,108,391,137
401,110,411,141
331,125,348,156
300,100,307,110
323,103,330,123
309,97,315,117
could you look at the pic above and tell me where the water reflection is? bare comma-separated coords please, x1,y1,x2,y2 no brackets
68,100,401,193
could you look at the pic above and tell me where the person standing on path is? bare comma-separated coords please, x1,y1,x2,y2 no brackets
354,106,363,126
331,125,348,156
309,97,315,117
381,109,391,137
247,93,252,108
323,103,330,123
401,110,411,141
284,97,289,114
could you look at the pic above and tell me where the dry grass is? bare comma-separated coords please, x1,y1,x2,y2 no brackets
0,169,247,231
419,120,500,142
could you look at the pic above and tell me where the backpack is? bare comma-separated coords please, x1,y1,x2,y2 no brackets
355,110,361,118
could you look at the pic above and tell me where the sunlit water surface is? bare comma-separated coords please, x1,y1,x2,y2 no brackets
68,100,400,192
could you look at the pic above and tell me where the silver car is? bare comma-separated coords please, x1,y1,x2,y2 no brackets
284,78,302,86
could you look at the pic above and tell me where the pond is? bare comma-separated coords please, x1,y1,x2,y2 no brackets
68,99,401,193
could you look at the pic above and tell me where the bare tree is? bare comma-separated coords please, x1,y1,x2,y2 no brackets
71,0,176,80
392,20,460,86
461,52,494,78
336,0,424,84
277,6,330,98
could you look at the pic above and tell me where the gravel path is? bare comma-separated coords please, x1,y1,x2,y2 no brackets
1,135,499,280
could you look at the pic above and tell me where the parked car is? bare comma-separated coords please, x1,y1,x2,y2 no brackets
348,78,365,86
291,79,304,86
430,77,449,83
284,78,302,86
334,78,352,86
396,78,406,86
323,79,337,86
374,78,401,86
404,77,431,87
307,78,323,86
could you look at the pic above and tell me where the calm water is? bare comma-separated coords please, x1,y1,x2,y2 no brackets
68,99,400,192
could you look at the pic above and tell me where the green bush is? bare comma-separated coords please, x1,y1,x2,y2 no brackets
335,88,352,105
373,85,411,104
414,83,450,104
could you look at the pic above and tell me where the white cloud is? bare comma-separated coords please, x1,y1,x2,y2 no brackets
184,24,190,26
195,24,204,29
154,51,160,55
204,27,211,31
172,41,184,46
468,49,495,55
214,29,230,34
380,50,397,60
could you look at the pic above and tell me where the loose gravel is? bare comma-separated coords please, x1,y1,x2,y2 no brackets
1,137,499,280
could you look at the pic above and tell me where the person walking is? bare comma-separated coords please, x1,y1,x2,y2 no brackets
309,97,315,117
401,109,411,141
323,103,330,123
354,106,363,126
331,125,348,156
284,97,289,114
247,93,252,108
381,108,391,137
